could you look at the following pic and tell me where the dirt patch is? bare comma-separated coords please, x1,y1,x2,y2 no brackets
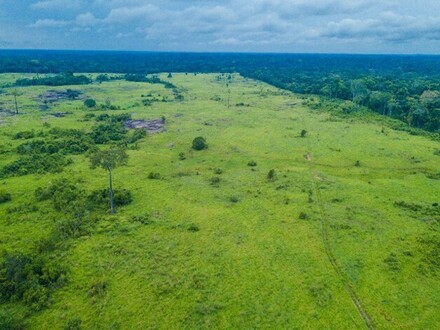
50,112,71,118
124,118,165,134
38,90,83,104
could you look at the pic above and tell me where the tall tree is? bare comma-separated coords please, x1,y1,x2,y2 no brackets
11,88,21,114
89,148,128,214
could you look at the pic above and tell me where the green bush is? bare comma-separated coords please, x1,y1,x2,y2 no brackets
230,196,239,203
87,188,132,209
55,216,88,239
210,177,221,186
267,169,276,181
131,214,152,225
90,123,127,144
0,253,64,310
126,129,147,144
64,317,82,330
0,308,26,330
23,284,50,311
0,191,11,204
84,98,96,108
95,113,131,123
1,154,72,177
15,73,91,87
17,138,91,156
299,212,309,220
192,136,208,150
247,160,257,167
147,172,161,179
187,224,200,232
13,130,35,140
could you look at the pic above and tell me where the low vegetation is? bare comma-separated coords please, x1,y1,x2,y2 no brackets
0,72,438,329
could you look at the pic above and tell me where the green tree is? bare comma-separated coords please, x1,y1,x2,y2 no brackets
84,98,96,108
89,148,128,214
192,136,208,150
11,88,22,114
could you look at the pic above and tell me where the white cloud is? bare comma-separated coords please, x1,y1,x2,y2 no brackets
104,4,160,23
30,18,70,28
1,0,438,52
321,13,440,43
76,12,99,27
31,0,85,10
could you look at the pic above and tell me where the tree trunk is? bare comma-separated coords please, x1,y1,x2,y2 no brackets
108,167,115,214
14,94,18,114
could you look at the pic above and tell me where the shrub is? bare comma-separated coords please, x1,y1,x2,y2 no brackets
131,214,152,225
267,169,276,181
299,212,309,220
55,216,88,239
213,168,223,175
230,196,239,203
88,280,107,298
83,113,95,121
0,309,26,330
247,160,257,167
17,138,91,156
0,253,64,310
187,224,200,232
90,123,127,144
300,129,307,137
0,192,11,204
192,136,208,150
178,152,186,160
1,154,71,177
23,284,50,311
126,128,147,144
147,172,161,180
87,189,132,209
83,98,96,108
13,130,35,140
64,317,82,330
210,177,220,186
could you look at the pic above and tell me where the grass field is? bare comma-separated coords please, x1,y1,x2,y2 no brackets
0,73,439,329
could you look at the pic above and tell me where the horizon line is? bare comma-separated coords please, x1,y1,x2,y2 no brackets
0,48,439,57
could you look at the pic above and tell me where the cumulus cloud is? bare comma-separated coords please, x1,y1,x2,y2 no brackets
76,12,99,27
30,18,69,28
321,13,440,43
2,0,440,52
31,0,85,10
104,4,160,23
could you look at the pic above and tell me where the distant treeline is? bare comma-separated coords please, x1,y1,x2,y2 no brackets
1,50,439,132
15,72,91,86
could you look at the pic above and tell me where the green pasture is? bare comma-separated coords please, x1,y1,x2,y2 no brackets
0,73,438,329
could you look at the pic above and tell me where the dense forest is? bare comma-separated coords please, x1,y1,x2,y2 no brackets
0,50,439,132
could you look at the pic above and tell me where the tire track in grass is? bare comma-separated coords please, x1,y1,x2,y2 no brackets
300,112,376,330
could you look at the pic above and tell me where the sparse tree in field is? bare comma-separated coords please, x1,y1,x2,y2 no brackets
192,136,208,150
66,89,81,100
89,148,128,214
11,88,21,114
84,98,96,108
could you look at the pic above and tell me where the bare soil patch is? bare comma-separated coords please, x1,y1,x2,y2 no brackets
124,118,165,134
38,90,84,104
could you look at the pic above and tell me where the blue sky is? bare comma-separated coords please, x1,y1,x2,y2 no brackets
1,0,440,53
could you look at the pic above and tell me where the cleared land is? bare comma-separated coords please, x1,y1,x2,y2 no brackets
0,73,439,329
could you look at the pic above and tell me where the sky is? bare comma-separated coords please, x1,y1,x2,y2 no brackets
0,0,440,54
